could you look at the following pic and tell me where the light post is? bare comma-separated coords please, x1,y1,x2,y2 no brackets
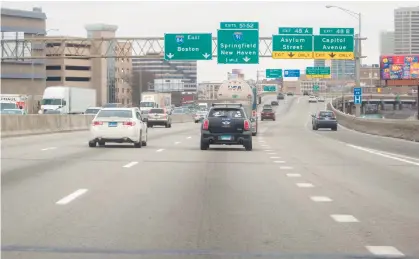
326,5,367,117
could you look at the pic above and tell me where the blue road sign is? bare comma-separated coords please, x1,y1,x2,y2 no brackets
284,69,300,77
354,87,362,104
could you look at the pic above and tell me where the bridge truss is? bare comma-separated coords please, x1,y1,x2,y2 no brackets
1,37,274,60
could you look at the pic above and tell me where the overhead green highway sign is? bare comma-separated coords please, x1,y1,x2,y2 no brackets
313,35,354,60
217,29,259,64
272,35,313,59
320,28,354,35
266,69,282,78
220,22,259,30
278,27,313,35
164,33,212,61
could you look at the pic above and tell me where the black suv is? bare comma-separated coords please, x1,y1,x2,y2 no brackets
200,103,253,151
277,93,285,100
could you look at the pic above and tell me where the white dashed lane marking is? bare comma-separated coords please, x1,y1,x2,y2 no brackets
365,246,405,258
330,214,359,223
156,149,164,152
56,189,88,205
310,196,333,202
286,173,301,177
41,147,57,151
267,153,277,155
174,142,181,145
123,161,138,168
270,156,281,159
296,183,314,188
186,136,192,139
280,166,293,170
273,161,286,164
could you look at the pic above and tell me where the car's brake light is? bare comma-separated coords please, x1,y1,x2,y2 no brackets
244,120,250,131
202,119,209,130
92,121,103,126
123,121,135,126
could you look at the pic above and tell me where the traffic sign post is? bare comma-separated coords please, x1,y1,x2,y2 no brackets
284,69,300,78
164,33,212,61
306,67,331,79
217,29,259,64
272,35,313,59
266,69,282,78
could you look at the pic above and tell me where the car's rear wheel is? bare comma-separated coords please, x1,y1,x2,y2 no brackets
200,138,209,150
332,126,338,131
98,141,105,146
88,141,96,147
244,139,253,151
165,123,169,128
134,133,143,148
252,132,257,136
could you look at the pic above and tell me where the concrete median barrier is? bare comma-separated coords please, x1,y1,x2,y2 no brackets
327,102,419,142
0,114,194,138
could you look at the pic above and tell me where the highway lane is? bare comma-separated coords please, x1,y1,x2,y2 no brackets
2,97,418,259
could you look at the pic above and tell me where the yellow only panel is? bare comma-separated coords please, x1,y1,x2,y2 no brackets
313,52,354,60
306,75,332,79
272,51,313,59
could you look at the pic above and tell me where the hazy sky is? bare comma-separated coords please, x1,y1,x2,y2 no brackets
2,1,417,82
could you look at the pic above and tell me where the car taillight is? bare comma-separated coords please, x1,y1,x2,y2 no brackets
244,120,250,131
123,121,135,126
202,119,209,130
92,121,103,126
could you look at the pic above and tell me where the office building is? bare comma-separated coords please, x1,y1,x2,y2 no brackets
313,60,325,67
394,6,419,54
360,64,380,87
132,55,197,92
1,7,47,111
299,80,327,94
330,60,355,80
198,81,222,100
380,31,395,55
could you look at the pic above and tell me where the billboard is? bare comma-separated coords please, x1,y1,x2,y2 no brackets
380,55,419,80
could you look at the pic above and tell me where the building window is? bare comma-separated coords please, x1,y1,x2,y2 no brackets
122,88,125,93
46,65,62,70
46,77,62,81
65,77,90,82
65,66,91,71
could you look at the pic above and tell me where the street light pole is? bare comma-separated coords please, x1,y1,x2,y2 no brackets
326,5,367,117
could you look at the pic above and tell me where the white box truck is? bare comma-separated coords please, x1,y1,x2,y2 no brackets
139,92,171,112
39,86,96,114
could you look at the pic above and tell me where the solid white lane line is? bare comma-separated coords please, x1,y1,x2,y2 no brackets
310,196,333,202
296,183,314,188
41,147,57,151
174,142,181,145
270,156,281,159
347,144,419,166
186,136,192,139
156,149,164,152
56,189,88,205
330,214,359,222
273,161,286,163
286,173,301,177
123,161,138,168
280,166,293,170
365,246,405,258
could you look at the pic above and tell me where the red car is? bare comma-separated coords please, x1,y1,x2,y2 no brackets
261,108,275,121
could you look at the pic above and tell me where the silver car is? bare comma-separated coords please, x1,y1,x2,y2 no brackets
147,108,172,128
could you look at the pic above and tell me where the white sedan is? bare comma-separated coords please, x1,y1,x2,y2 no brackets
89,107,148,148
308,96,318,103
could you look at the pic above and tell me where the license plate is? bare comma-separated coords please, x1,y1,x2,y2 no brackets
324,117,330,120
220,135,232,141
108,122,117,127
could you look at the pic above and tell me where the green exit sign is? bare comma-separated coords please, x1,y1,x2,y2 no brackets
278,27,313,35
266,69,282,78
164,33,212,61
217,29,259,64
306,67,331,75
313,85,320,92
263,85,277,92
320,28,354,35
220,22,259,30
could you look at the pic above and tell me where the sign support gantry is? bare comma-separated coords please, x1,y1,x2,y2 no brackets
0,37,274,60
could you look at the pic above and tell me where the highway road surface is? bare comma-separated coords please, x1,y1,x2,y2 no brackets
2,96,419,259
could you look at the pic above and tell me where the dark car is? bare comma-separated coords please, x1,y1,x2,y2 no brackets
312,111,338,131
287,92,294,96
271,101,279,106
200,103,253,151
261,108,275,121
303,91,309,96
277,93,285,100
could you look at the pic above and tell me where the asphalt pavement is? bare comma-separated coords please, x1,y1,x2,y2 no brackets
2,96,418,259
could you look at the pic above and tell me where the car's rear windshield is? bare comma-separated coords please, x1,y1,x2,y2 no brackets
262,109,273,112
149,108,165,114
319,111,334,117
96,110,133,118
141,110,149,114
85,108,100,114
208,108,245,118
